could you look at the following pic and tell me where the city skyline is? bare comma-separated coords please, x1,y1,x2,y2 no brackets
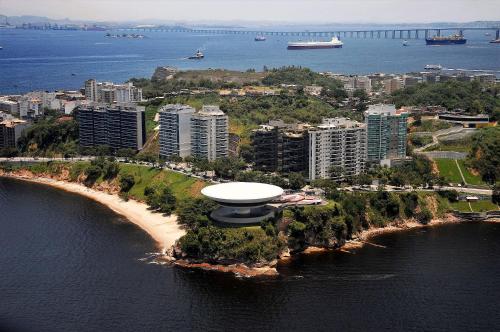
2,0,500,24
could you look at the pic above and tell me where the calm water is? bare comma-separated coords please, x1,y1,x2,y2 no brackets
0,29,499,94
1,177,500,331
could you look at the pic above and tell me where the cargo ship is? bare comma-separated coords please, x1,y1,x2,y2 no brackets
425,34,466,45
287,36,343,49
254,35,266,41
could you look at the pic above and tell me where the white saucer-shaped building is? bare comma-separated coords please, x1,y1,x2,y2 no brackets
201,182,284,224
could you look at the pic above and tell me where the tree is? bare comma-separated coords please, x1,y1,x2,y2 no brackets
144,185,176,214
84,165,102,186
288,172,306,190
493,183,500,205
119,174,135,193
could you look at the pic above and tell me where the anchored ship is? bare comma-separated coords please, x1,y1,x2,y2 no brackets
254,35,266,41
287,36,343,49
424,64,443,70
425,34,466,45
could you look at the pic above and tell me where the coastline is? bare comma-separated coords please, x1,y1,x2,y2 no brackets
0,172,185,254
1,171,488,278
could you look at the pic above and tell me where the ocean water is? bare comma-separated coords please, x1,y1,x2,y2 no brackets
1,177,500,331
0,28,499,94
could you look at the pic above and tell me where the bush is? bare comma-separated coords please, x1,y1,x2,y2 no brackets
119,174,135,193
144,185,176,214
417,208,433,225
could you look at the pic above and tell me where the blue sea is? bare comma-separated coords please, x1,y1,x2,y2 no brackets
0,28,499,94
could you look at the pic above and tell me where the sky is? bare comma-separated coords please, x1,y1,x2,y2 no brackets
1,0,499,24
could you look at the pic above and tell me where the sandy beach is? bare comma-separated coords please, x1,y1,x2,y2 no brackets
0,173,185,253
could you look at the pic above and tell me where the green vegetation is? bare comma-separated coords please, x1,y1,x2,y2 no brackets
408,134,433,148
467,127,500,184
456,160,484,186
450,200,499,213
412,119,452,132
424,138,473,153
177,197,286,264
16,117,79,157
392,81,500,120
117,164,204,201
144,185,176,214
434,159,464,184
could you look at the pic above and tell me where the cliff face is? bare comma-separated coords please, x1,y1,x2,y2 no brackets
151,66,178,81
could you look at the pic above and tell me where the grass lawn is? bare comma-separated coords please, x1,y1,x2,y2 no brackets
470,201,499,212
118,164,205,201
450,200,499,212
456,160,485,186
435,159,463,184
450,201,472,212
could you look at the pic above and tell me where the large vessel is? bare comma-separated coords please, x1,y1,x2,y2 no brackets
287,36,343,49
489,39,500,44
425,34,466,45
424,64,442,70
254,35,266,41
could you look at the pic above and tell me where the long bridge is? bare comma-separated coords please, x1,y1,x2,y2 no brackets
118,27,500,40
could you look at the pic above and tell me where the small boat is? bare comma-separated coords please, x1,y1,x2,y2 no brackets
254,35,266,41
0,46,3,50
188,50,204,59
71,73,76,76
424,64,442,70
485,32,491,36
403,40,409,46
489,39,500,44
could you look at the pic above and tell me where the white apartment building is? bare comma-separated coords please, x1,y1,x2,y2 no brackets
308,118,367,181
84,79,142,104
159,104,195,159
190,105,229,161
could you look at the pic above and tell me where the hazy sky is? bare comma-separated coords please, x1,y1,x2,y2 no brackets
1,0,499,23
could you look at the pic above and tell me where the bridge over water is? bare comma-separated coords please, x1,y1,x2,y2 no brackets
119,27,500,40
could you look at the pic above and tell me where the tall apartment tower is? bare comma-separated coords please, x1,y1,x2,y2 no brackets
252,121,309,175
84,79,98,102
158,104,195,159
191,106,228,161
364,104,408,162
77,104,146,151
308,118,367,181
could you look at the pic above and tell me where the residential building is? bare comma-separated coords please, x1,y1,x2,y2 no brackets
383,78,402,94
308,118,367,181
252,121,310,175
190,106,229,161
84,80,143,104
76,104,146,150
0,119,30,149
0,99,20,114
364,104,408,162
158,104,195,159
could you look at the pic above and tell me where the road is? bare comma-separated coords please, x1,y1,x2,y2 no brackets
1,157,492,195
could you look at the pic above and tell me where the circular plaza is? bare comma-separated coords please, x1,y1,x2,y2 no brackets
201,182,284,224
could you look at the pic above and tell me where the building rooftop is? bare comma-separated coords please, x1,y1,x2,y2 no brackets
201,182,284,204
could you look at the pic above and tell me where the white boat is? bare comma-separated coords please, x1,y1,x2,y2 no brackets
403,40,409,46
287,36,343,49
424,64,442,70
254,35,266,41
188,50,204,59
